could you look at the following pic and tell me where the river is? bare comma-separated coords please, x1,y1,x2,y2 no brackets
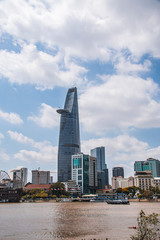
0,201,160,240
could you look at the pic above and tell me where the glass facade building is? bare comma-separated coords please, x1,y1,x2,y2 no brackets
90,146,109,187
72,153,98,194
91,146,106,171
57,87,80,182
134,158,160,178
112,167,124,178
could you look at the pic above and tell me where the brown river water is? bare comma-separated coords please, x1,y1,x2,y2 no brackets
0,201,160,240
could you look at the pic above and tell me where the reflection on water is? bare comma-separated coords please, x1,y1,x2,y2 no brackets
0,202,160,240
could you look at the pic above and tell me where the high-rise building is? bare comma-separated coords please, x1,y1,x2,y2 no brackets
134,158,160,178
57,87,80,182
72,153,98,194
112,167,124,178
32,170,50,184
91,147,106,171
10,168,28,188
90,146,109,188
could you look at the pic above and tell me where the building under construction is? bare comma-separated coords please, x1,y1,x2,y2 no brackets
32,170,50,184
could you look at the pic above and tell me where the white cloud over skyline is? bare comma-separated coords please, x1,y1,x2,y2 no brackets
82,135,160,177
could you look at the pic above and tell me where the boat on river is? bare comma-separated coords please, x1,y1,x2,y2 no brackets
90,196,106,202
106,199,129,204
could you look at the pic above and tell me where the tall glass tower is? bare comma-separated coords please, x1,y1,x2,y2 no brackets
90,146,109,187
90,146,106,171
57,87,80,182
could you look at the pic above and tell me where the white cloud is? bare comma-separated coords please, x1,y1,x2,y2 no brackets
0,44,87,90
0,0,159,92
114,56,152,75
82,135,160,178
0,0,160,61
0,109,23,125
79,75,160,133
28,103,59,128
8,130,57,163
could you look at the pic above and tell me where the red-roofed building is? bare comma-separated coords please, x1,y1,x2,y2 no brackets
24,184,52,190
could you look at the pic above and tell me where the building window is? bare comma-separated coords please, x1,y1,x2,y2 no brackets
78,176,82,180
73,158,82,169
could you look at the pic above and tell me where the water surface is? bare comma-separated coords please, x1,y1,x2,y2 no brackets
0,201,160,240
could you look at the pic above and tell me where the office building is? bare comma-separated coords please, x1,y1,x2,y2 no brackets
91,147,106,171
112,167,124,178
10,168,28,188
57,87,80,182
32,170,50,184
72,153,98,194
90,146,109,188
134,171,154,191
134,158,160,178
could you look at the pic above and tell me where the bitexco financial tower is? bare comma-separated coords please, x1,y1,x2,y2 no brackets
57,87,80,182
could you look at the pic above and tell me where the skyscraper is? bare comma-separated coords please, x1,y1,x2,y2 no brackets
90,146,109,187
57,87,80,182
91,146,106,171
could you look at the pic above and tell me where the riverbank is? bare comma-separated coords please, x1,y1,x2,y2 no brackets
20,198,160,203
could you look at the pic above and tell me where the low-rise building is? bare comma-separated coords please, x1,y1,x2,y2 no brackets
62,180,81,194
153,177,160,189
24,184,51,190
112,177,128,190
112,176,134,190
134,171,154,190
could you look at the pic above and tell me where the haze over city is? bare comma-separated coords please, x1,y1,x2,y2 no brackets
0,0,160,182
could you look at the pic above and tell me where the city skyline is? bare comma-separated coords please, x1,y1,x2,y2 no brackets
0,0,160,182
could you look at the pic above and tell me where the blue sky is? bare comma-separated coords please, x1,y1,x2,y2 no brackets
0,0,160,182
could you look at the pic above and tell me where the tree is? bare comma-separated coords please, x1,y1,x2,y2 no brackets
122,187,129,194
130,210,160,240
116,188,122,193
143,190,153,200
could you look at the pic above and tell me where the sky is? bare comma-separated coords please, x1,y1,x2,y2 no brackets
0,0,160,183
